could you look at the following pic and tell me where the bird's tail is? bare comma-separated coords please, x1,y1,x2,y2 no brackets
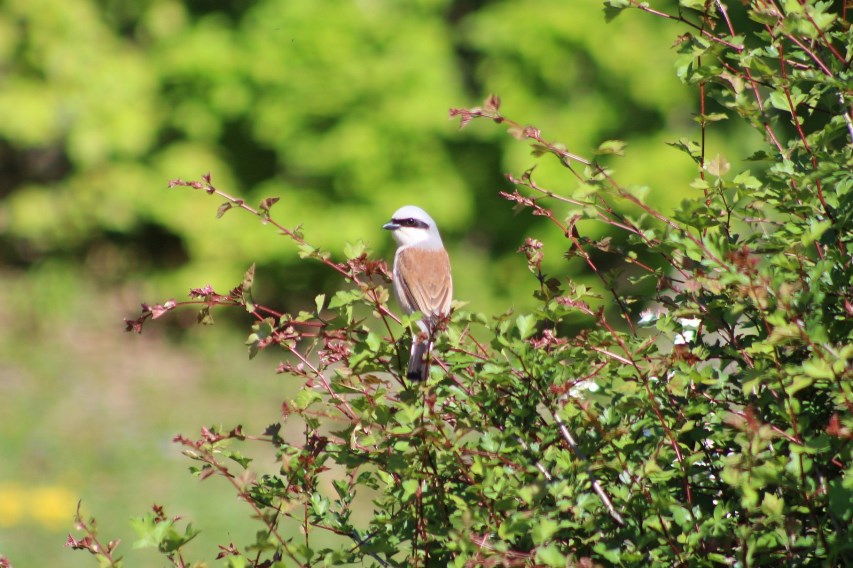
407,339,431,381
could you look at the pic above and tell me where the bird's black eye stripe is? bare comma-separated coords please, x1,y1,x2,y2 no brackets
393,217,429,229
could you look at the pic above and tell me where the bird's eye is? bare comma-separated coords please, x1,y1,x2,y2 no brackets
393,217,427,229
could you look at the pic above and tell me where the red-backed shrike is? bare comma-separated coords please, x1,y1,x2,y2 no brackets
383,205,452,380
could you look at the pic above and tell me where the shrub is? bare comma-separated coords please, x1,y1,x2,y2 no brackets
69,1,851,566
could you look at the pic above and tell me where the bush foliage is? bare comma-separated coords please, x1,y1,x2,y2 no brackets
68,1,850,567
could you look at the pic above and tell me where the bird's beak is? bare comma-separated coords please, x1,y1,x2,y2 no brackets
382,221,399,231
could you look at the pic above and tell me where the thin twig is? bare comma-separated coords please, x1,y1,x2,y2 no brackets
552,394,625,526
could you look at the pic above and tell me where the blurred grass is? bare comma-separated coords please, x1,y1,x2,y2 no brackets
0,266,313,565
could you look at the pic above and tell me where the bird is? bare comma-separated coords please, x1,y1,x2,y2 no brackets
383,205,453,380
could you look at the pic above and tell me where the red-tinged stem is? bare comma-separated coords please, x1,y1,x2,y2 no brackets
629,0,744,52
289,347,359,421
200,450,301,565
795,0,849,66
773,34,843,252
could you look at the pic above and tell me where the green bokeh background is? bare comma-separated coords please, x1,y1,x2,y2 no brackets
0,0,753,564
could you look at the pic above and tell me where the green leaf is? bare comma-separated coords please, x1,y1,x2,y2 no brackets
603,0,630,22
225,556,249,568
224,450,252,469
297,243,317,259
310,493,330,517
626,184,650,201
498,515,530,540
761,493,784,517
671,504,693,529
592,542,622,563
343,240,366,260
787,375,814,396
131,513,200,553
535,543,566,566
245,333,259,359
733,170,761,189
516,314,536,339
197,305,214,325
245,318,274,359
292,388,322,410
595,139,627,156
697,112,728,123
768,88,806,112
364,332,382,352
801,357,834,380
400,479,419,501
667,138,702,163
531,518,559,545
328,289,361,309
802,219,831,246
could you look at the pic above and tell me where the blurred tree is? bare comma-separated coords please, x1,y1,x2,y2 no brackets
0,0,744,317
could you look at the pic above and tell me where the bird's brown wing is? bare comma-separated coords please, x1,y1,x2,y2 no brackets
395,246,452,330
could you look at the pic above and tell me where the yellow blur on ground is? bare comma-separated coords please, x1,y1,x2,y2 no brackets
0,483,77,530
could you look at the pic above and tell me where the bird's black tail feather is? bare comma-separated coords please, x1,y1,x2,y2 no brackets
406,339,430,381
